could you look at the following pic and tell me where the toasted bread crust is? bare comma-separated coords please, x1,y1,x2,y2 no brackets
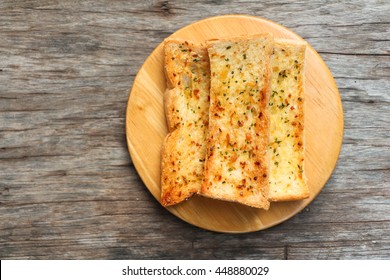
268,39,309,201
200,34,273,209
161,36,309,208
161,39,210,206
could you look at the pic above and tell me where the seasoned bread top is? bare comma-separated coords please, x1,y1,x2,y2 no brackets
164,39,210,132
268,38,309,201
161,39,210,206
201,34,273,209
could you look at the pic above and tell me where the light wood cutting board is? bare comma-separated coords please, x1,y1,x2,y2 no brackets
126,15,344,233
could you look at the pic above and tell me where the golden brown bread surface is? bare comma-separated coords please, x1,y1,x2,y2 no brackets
268,39,309,201
161,39,210,206
200,34,273,209
161,36,309,208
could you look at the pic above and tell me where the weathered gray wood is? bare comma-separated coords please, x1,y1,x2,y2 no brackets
0,0,389,259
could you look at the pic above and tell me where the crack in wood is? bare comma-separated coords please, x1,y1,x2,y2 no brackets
284,245,288,260
0,154,76,160
319,51,390,57
293,21,390,28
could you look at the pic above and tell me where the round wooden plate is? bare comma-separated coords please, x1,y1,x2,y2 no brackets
126,15,343,233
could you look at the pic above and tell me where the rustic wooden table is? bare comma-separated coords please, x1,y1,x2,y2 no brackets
1,1,389,259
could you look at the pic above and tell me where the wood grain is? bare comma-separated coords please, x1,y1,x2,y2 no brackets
126,15,343,232
0,0,389,259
